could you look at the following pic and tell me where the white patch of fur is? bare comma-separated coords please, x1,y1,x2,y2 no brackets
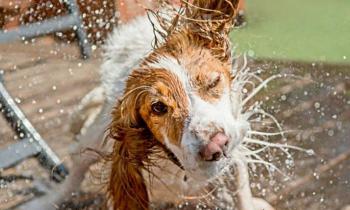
181,89,249,180
101,16,161,105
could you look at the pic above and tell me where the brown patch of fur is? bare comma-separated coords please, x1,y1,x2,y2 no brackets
150,33,233,102
107,127,154,210
106,68,189,209
126,68,189,146
181,48,231,102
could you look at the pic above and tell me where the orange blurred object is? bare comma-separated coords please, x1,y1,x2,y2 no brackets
238,0,245,11
117,0,155,23
0,0,31,29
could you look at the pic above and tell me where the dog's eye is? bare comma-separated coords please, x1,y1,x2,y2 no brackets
208,75,221,89
151,101,168,115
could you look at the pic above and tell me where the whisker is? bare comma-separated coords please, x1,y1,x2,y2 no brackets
243,138,306,153
237,80,256,90
244,157,272,178
239,145,269,156
239,53,248,73
247,158,286,178
246,73,264,83
247,130,294,137
246,110,285,138
242,74,282,106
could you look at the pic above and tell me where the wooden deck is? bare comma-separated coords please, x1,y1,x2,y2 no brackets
0,39,101,209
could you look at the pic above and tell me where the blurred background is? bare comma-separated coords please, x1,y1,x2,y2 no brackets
0,0,349,209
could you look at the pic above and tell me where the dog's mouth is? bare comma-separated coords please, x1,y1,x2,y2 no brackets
157,142,184,170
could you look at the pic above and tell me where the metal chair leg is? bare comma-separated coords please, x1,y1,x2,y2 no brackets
64,0,92,59
0,77,68,182
0,0,92,59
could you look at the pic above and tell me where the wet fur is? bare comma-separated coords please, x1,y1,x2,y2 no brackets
104,1,240,209
18,1,278,210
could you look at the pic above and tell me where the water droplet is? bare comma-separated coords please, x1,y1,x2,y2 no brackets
285,159,294,167
247,50,255,57
306,149,315,156
314,102,320,109
327,129,334,136
15,97,21,104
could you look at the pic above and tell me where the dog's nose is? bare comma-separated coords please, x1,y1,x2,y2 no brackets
199,132,229,161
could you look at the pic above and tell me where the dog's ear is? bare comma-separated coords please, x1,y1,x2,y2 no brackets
107,87,155,210
184,0,240,61
108,127,151,210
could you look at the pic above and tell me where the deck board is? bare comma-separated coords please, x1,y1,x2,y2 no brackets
0,40,102,208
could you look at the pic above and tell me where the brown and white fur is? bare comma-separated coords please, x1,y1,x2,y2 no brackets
20,1,276,210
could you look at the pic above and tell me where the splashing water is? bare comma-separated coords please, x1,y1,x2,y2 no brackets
229,54,314,179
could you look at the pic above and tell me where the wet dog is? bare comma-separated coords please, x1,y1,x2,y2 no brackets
20,1,275,209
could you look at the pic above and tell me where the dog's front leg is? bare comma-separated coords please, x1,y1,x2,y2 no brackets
236,160,275,210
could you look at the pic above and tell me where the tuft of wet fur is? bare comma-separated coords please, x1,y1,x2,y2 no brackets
149,0,239,61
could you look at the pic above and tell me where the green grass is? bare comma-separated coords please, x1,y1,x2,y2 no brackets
231,0,350,64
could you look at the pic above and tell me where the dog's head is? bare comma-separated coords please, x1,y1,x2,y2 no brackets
107,1,246,209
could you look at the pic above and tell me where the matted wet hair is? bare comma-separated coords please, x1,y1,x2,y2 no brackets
148,0,239,60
